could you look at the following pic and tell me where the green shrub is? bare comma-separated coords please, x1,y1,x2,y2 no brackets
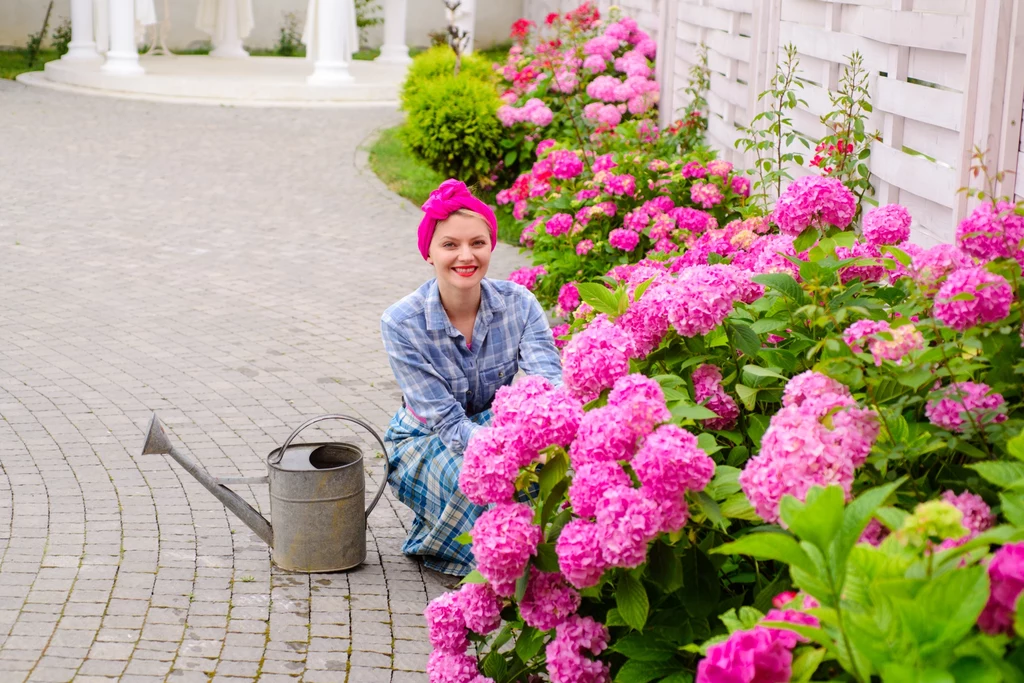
403,76,502,184
400,45,495,110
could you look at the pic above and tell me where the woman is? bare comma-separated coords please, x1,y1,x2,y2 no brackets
381,179,563,576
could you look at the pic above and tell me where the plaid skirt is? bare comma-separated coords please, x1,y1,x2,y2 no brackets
384,407,493,576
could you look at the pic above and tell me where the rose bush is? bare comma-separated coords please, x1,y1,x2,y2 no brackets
425,173,1024,681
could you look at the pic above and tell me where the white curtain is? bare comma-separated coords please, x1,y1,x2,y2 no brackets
195,0,255,43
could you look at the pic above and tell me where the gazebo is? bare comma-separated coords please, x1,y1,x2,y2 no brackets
19,0,433,106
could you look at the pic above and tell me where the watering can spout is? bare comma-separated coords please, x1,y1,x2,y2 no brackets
141,413,274,547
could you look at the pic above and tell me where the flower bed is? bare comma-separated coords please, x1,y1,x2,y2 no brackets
427,169,1024,681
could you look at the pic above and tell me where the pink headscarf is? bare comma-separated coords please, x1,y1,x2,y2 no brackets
418,179,498,260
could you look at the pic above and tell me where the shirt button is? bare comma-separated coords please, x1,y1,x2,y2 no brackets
467,390,473,395
498,371,504,378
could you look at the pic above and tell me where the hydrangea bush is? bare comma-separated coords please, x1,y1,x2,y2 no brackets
425,170,1024,682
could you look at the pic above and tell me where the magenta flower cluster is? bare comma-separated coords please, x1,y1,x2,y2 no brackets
933,266,1012,331
955,201,1024,262
842,319,924,366
424,582,503,683
979,542,1024,635
696,609,819,683
861,203,912,246
507,265,548,291
925,381,1007,433
692,364,740,430
771,175,856,235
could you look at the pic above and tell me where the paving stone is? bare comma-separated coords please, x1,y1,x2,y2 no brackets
0,80,529,682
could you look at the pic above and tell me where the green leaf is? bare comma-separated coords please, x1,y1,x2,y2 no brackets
633,277,656,302
672,403,720,421
896,368,934,389
459,570,488,585
713,531,816,574
504,149,517,166
609,633,678,662
1016,596,1024,640
735,384,759,411
696,491,725,527
454,532,473,545
791,648,826,683
539,449,568,498
742,365,788,381
576,282,621,316
831,479,904,572
720,493,762,521
658,674,693,683
614,660,681,683
515,625,545,660
728,323,763,359
648,540,684,593
534,543,560,573
753,572,791,613
752,273,808,305
605,608,626,627
780,486,845,553
616,573,650,631
1000,491,1024,527
697,432,722,455
1008,431,1024,462
540,478,569,527
481,650,508,680
514,569,530,602
968,461,1024,489
793,227,820,253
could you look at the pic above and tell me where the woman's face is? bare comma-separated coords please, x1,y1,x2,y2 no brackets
428,212,492,292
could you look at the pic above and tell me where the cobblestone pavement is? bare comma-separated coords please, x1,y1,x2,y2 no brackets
0,81,529,682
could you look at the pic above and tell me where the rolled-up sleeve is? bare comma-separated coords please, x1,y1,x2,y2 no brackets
517,292,563,386
381,317,482,455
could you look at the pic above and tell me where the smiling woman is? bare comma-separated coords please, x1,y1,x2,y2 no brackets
379,179,564,576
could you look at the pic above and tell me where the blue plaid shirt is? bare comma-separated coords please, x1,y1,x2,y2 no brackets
381,278,563,456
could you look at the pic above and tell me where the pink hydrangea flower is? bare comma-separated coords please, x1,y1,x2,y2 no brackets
551,322,570,350
782,371,849,413
561,318,632,402
681,161,706,179
576,239,595,256
570,404,641,467
672,207,716,233
492,376,553,428
471,503,541,597
428,650,487,683
696,626,795,683
545,615,610,683
912,243,971,288
549,150,584,179
609,228,640,251
941,489,995,538
691,181,724,208
583,35,619,60
455,583,503,635
596,486,662,568
707,160,733,178
835,241,885,284
605,174,637,196
555,519,609,589
731,176,751,197
933,266,1013,331
859,518,889,546
862,204,912,246
546,213,573,238
692,364,740,430
503,387,584,463
569,461,632,519
582,54,607,72
843,320,924,366
508,265,547,291
425,591,469,652
956,200,1024,261
460,428,518,506
925,382,1007,433
772,175,856,234
536,139,556,157
593,154,618,173
607,373,671,435
557,282,580,317
664,267,750,337
520,568,581,632
979,542,1024,635
613,281,674,359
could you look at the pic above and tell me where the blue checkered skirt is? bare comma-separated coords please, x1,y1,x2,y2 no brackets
384,407,493,576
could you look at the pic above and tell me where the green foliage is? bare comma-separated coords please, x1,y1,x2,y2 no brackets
51,17,71,57
274,11,304,57
25,0,54,68
354,0,382,46
403,76,504,184
400,46,495,110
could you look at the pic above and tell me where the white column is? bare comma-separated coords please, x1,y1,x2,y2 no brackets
209,0,249,58
375,0,410,64
308,0,354,85
452,0,474,55
101,0,143,74
64,0,101,60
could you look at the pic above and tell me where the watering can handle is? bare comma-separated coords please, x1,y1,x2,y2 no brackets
270,414,392,520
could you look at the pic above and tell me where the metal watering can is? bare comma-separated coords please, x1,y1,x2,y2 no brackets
141,413,390,572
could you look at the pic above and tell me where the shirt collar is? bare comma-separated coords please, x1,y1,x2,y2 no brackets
423,278,507,333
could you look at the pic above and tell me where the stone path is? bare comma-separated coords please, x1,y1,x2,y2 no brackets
0,81,527,682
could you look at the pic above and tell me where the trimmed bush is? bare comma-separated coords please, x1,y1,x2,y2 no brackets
400,45,495,110
403,76,503,184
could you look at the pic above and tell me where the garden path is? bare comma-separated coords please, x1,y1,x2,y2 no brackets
0,81,528,683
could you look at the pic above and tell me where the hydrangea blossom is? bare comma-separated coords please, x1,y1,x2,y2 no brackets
692,364,740,430
941,489,995,538
576,239,594,256
956,200,1024,261
519,568,581,632
862,204,912,246
609,228,640,251
772,175,856,234
555,518,609,589
978,542,1024,635
595,486,662,568
549,150,584,179
696,626,794,683
428,650,490,683
933,266,1013,331
508,265,547,291
570,404,641,466
912,243,971,288
460,428,518,506
843,320,924,366
425,591,469,652
545,615,610,683
546,213,573,238
690,181,724,209
925,382,1007,433
471,503,541,596
561,318,632,402
557,282,580,317
569,461,632,519
606,373,671,435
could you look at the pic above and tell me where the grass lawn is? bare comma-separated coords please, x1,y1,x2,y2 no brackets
0,49,60,80
368,124,520,245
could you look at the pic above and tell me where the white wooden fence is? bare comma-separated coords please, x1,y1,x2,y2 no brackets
524,0,1024,246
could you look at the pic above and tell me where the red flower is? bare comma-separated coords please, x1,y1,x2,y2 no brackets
510,18,535,41
545,12,560,25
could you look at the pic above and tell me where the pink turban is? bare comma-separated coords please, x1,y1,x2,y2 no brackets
418,179,498,260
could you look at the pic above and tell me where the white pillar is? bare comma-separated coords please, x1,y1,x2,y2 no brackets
64,0,101,60
375,0,410,64
209,0,249,58
308,0,354,85
452,0,474,55
101,0,143,74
